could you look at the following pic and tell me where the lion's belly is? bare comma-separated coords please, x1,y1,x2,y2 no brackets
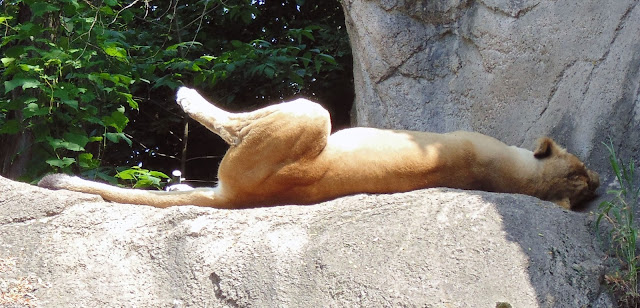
281,128,484,203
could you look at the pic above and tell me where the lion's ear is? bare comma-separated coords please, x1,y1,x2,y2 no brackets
533,137,558,159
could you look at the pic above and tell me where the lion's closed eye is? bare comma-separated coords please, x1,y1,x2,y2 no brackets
569,174,583,180
567,169,588,179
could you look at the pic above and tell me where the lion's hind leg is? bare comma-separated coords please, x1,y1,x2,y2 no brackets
176,87,240,145
176,87,331,151
175,87,332,206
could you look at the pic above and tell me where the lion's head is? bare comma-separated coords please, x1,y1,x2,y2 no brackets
532,137,600,209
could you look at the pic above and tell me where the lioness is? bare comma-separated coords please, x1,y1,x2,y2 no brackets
39,87,600,210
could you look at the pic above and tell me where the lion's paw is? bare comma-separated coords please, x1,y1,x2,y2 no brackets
176,87,208,114
38,173,75,190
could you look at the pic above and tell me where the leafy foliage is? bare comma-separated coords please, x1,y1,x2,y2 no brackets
0,0,352,184
115,166,169,189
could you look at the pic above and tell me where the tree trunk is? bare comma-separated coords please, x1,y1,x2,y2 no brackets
0,3,34,180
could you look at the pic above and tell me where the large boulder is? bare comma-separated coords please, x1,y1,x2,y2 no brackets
342,0,640,184
0,176,611,307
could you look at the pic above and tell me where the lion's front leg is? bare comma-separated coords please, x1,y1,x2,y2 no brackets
176,87,240,145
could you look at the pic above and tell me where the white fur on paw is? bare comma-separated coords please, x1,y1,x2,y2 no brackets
176,87,206,114
165,183,194,191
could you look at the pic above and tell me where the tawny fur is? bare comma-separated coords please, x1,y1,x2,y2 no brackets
38,87,600,210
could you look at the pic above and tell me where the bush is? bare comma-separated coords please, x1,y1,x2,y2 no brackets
1,0,351,185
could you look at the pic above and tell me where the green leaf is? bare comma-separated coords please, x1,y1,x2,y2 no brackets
30,2,59,18
252,39,272,48
133,178,156,188
115,168,138,180
231,40,244,48
301,30,314,41
23,102,50,118
317,53,337,65
0,119,20,134
264,66,275,78
103,43,128,61
18,64,42,72
0,16,14,24
46,157,75,168
80,91,97,104
115,166,168,189
105,132,132,146
61,0,80,15
289,70,305,85
63,132,89,149
104,132,118,143
78,153,100,169
301,52,312,68
4,78,42,93
152,75,181,90
103,110,129,133
148,171,169,179
46,136,85,151
3,46,25,58
118,92,138,109
1,58,15,66
61,98,79,110
166,41,202,51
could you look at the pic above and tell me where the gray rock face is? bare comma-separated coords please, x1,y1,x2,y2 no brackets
342,0,640,183
0,176,611,307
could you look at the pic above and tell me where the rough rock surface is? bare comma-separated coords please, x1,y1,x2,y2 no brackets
342,0,640,186
0,176,612,307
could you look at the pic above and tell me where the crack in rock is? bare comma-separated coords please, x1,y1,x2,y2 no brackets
477,0,540,18
209,272,240,308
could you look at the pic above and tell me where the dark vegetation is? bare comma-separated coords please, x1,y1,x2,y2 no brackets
0,0,353,187
597,142,640,307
